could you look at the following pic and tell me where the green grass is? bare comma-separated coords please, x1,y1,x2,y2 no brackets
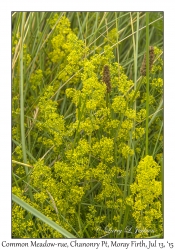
12,12,163,239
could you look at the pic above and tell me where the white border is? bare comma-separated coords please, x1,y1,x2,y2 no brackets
0,0,175,247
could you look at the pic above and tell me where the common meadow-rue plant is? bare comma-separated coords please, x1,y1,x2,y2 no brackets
12,12,163,238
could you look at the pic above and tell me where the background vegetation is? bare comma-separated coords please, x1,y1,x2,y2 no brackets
12,12,163,238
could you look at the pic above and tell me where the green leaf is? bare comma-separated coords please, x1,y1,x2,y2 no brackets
12,194,76,238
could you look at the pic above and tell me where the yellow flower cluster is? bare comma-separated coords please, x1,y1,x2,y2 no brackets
30,69,43,91
110,62,134,95
36,86,65,151
151,78,163,94
112,96,127,113
136,109,146,123
151,46,163,74
117,143,134,158
126,155,162,238
92,136,114,163
104,28,119,44
47,15,88,86
132,127,145,140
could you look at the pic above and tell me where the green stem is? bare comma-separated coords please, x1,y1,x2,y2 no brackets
20,12,27,169
20,12,33,201
71,95,87,154
146,12,150,155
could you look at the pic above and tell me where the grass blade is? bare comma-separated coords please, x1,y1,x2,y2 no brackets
12,194,76,238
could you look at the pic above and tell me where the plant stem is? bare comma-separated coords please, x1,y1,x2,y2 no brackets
146,12,150,155
20,12,27,171
19,12,33,201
